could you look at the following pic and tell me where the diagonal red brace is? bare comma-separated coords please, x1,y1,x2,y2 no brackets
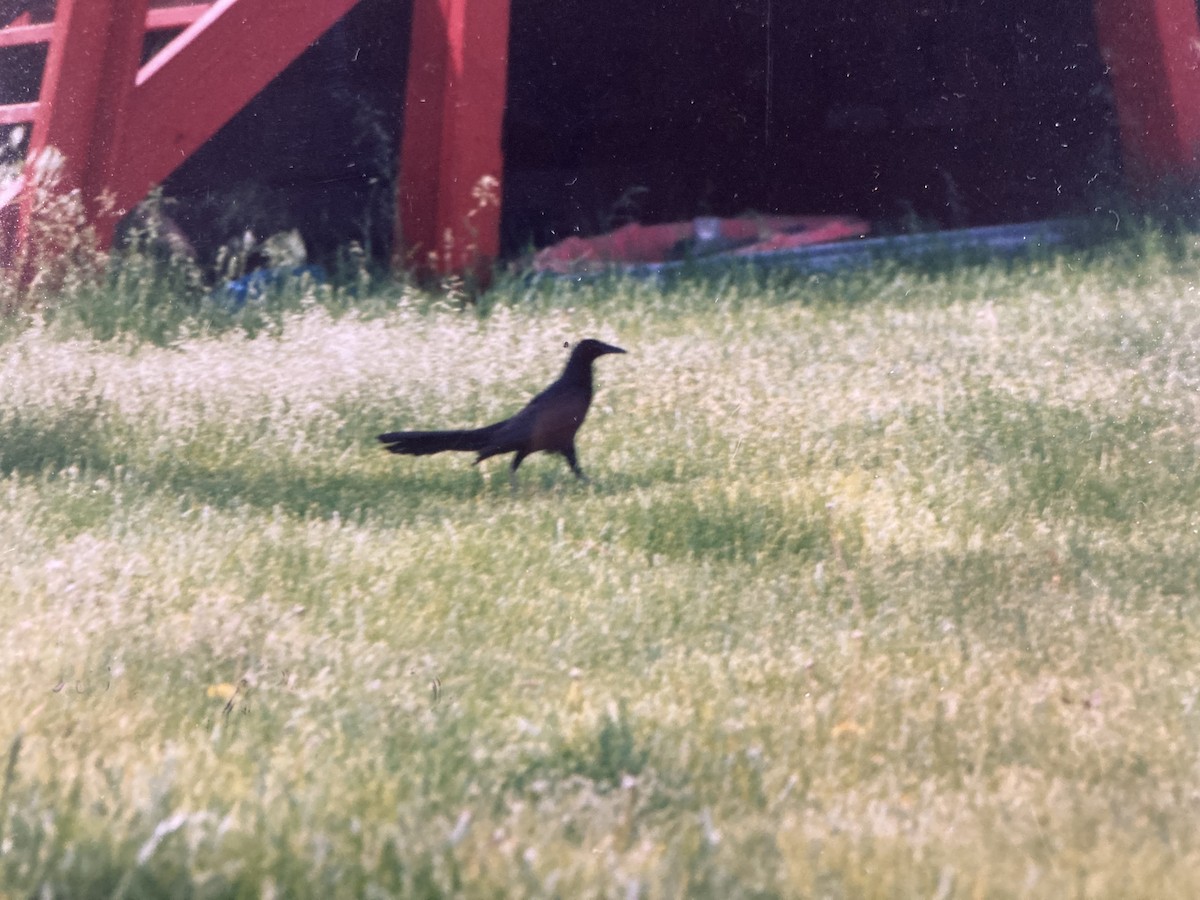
14,0,362,254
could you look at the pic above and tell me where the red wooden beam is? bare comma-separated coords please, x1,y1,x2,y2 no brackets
0,102,37,125
106,0,362,225
146,5,210,31
396,0,511,276
5,0,506,280
5,0,145,268
0,5,207,48
4,0,369,269
0,19,51,48
1094,0,1200,183
24,0,147,199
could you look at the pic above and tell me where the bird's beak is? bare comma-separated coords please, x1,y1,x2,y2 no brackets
599,342,626,355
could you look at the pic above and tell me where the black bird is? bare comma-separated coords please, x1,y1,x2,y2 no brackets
378,338,626,482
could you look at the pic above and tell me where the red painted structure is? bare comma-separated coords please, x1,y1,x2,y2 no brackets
0,0,1197,277
0,0,365,262
397,0,511,276
1093,0,1200,184
0,0,511,277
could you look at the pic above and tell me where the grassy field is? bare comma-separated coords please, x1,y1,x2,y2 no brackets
3,236,1200,897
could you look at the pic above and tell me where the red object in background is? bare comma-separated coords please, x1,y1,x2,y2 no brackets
1093,0,1200,184
531,215,870,274
22,0,149,246
396,0,511,279
0,0,362,264
0,0,512,279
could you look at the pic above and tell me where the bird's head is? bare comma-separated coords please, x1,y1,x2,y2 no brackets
570,338,626,362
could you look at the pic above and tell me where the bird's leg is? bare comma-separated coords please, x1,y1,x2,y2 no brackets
563,446,588,482
509,450,528,492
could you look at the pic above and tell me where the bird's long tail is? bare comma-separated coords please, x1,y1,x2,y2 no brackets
378,423,499,456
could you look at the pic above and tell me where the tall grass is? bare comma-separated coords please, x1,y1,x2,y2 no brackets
3,231,1200,896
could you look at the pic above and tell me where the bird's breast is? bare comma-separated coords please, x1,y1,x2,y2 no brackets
530,393,590,450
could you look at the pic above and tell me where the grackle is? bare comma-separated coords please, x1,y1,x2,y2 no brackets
378,338,625,482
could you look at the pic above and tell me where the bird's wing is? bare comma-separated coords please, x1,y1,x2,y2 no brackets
477,377,592,457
